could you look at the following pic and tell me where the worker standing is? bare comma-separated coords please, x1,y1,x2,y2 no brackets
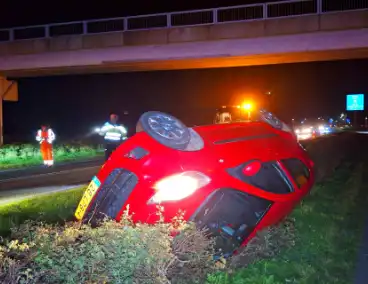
99,114,128,160
36,125,56,166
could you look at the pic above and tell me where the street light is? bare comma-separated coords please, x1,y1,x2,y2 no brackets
242,102,253,120
242,103,252,110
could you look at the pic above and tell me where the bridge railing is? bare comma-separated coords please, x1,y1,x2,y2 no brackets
0,0,367,42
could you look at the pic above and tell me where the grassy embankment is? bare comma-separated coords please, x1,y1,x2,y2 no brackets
0,143,103,169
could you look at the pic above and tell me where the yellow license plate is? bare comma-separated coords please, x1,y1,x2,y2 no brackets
75,176,101,220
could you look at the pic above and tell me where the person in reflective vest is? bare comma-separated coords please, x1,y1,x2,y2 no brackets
36,125,56,166
99,114,127,160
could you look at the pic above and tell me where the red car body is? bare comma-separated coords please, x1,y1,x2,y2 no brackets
75,111,314,256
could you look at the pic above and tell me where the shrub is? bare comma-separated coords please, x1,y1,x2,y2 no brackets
0,210,215,284
0,143,103,168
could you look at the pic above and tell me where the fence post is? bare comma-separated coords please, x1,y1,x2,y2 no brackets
317,0,322,14
213,8,218,23
82,21,88,34
263,4,268,19
124,18,128,31
45,25,50,38
9,29,14,41
167,14,172,27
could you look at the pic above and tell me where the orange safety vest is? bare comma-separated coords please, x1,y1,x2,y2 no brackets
36,128,55,144
36,129,55,165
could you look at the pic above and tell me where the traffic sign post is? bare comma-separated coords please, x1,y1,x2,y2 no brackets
0,77,19,146
346,94,364,128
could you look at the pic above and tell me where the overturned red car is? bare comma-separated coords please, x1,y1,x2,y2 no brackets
75,109,314,256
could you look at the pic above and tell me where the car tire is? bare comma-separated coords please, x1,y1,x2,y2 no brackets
83,171,138,227
136,111,191,150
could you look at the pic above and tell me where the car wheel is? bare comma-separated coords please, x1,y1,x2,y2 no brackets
82,170,138,227
136,111,191,150
258,109,283,130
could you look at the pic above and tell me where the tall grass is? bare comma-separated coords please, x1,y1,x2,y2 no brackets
0,143,103,169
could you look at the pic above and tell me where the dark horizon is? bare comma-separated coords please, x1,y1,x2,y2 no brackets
3,58,368,143
1,0,292,29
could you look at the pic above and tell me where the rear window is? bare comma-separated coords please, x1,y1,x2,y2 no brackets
248,162,294,194
282,158,310,188
228,161,294,194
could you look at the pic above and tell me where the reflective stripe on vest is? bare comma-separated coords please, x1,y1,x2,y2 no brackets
100,122,127,141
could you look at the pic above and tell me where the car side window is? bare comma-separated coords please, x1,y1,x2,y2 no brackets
281,158,310,188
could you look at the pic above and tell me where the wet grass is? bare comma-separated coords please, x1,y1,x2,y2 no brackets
208,161,368,284
0,186,85,236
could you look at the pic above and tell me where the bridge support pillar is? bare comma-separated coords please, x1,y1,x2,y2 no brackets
0,97,2,146
0,76,18,145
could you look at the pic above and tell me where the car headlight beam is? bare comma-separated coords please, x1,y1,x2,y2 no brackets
147,171,210,204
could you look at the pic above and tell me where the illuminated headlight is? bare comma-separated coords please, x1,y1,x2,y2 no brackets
318,125,324,131
95,127,101,133
147,171,210,204
302,128,312,134
295,129,300,134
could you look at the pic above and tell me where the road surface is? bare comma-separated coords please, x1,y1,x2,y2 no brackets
0,157,103,191
0,184,85,205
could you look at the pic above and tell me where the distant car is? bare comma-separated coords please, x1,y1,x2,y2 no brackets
75,109,315,257
294,125,317,140
294,120,331,140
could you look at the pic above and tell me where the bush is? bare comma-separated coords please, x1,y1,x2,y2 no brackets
0,143,103,168
0,210,215,284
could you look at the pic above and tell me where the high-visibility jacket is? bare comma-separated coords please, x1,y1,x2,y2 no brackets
99,122,127,142
36,129,55,144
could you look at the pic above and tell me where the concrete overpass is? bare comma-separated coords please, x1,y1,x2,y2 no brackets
0,0,367,143
0,0,367,77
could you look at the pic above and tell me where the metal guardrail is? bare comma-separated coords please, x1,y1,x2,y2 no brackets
0,0,367,42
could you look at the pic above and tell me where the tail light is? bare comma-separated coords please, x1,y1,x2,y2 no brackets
242,161,262,176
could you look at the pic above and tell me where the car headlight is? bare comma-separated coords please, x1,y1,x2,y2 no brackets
147,171,210,204
302,128,312,134
295,129,300,134
318,125,324,131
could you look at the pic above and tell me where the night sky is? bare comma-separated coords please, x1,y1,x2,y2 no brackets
1,0,291,28
2,1,368,142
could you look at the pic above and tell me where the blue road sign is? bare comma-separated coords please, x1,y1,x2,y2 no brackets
346,94,364,111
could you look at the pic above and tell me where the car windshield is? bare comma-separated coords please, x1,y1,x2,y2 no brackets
214,107,251,123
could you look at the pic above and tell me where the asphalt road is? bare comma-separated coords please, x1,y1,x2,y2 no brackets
0,157,103,191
